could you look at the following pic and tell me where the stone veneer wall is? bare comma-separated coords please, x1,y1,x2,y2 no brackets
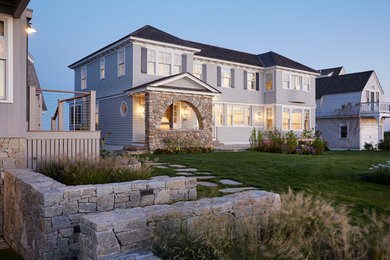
0,138,25,171
0,177,3,237
79,190,281,260
145,91,213,151
4,169,197,260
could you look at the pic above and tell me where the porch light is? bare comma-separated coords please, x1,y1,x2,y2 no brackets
257,112,262,120
139,104,145,114
27,23,36,34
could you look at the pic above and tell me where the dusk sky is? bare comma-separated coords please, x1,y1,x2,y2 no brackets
27,0,390,130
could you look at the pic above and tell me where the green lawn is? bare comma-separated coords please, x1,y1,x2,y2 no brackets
149,151,390,221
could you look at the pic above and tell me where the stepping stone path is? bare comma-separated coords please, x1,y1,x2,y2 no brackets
150,162,167,165
169,164,186,168
197,181,218,187
176,172,193,176
195,176,217,180
219,179,242,185
175,168,198,172
196,172,213,175
219,187,257,193
155,165,169,169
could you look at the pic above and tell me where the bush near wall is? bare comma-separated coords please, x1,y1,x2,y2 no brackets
249,128,328,155
154,147,214,155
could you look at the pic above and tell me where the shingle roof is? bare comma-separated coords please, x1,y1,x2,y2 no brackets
186,41,263,67
316,70,373,99
318,66,344,76
257,51,318,73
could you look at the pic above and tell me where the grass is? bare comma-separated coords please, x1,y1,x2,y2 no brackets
148,151,390,221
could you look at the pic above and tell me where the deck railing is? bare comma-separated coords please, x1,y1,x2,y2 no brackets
360,102,390,114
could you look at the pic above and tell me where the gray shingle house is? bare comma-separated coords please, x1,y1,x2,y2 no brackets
316,67,389,150
69,25,319,151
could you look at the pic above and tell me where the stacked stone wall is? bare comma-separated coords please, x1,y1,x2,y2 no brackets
4,169,196,260
0,138,25,171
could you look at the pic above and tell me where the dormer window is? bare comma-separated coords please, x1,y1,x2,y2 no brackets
158,52,171,76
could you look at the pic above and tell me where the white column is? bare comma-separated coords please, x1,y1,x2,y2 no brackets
89,91,96,131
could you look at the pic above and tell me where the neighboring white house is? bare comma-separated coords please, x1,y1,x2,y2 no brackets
69,25,319,150
316,67,390,150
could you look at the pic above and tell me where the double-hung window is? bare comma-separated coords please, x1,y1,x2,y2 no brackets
100,58,105,79
266,107,273,127
265,73,273,90
247,72,255,90
118,49,125,76
304,110,310,129
0,21,5,100
193,63,202,79
303,77,310,91
215,104,223,125
283,108,290,130
173,54,181,74
292,75,302,90
221,68,231,87
291,109,302,130
282,73,290,89
158,52,171,76
147,50,156,75
81,67,87,90
226,105,233,125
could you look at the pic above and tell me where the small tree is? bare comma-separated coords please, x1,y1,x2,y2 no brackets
332,102,360,150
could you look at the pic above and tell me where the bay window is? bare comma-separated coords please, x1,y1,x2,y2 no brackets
292,75,302,90
265,73,273,90
283,108,290,130
118,49,125,76
215,104,223,125
226,105,233,125
291,109,302,130
221,68,231,87
247,72,255,90
158,52,171,76
233,106,244,125
193,63,202,79
147,50,156,75
173,54,181,74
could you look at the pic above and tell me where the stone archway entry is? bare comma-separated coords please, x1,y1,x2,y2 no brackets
126,73,220,151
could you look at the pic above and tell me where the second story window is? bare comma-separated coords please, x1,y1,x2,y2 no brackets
303,77,310,91
147,50,156,75
118,49,125,76
81,66,87,90
292,75,302,90
100,58,105,79
158,52,171,76
247,72,255,90
173,54,181,74
221,68,231,87
283,73,290,89
265,73,273,90
193,63,202,79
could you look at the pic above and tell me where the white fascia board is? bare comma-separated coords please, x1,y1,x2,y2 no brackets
150,73,220,93
147,86,219,96
193,56,263,70
130,36,201,53
272,66,320,76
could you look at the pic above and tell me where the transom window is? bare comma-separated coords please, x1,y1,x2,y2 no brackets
100,58,105,79
221,68,231,87
292,75,302,90
158,52,171,76
147,50,156,75
265,73,273,90
193,63,202,79
81,67,87,90
247,72,255,90
173,54,181,74
118,49,125,76
0,21,5,100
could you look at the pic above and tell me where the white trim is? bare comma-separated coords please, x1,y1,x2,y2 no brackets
120,101,128,117
130,36,201,52
117,48,126,77
0,15,13,104
274,66,320,76
214,101,264,107
193,56,262,70
148,87,218,96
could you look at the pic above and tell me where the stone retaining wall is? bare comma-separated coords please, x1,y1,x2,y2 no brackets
79,190,281,260
4,169,197,260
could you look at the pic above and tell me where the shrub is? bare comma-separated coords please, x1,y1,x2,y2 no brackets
284,130,298,153
152,189,390,259
154,146,214,155
364,142,375,151
369,161,390,185
38,155,154,185
301,128,314,139
249,128,257,150
378,139,390,151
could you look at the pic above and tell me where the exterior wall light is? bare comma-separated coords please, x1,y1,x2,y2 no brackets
27,23,36,34
257,112,262,120
183,107,189,118
139,104,145,114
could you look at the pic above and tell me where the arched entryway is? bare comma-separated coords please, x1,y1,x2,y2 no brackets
160,101,200,131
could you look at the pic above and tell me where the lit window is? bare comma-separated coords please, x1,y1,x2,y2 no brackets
233,106,244,125
221,68,231,87
81,67,87,90
291,109,302,130
193,63,202,79
303,77,310,91
173,54,181,74
283,73,290,89
147,50,156,75
120,101,128,117
283,108,290,130
247,72,255,90
100,58,105,79
215,104,223,125
158,52,171,76
340,125,348,138
226,105,233,125
265,73,273,90
0,21,5,100
118,49,125,76
292,75,302,90
304,110,310,130
245,106,251,125
266,107,273,127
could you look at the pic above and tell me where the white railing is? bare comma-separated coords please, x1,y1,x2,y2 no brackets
360,102,390,114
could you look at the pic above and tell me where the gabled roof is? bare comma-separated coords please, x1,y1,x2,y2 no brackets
257,51,318,73
187,41,263,67
316,70,374,99
28,54,47,111
125,72,221,96
131,25,200,49
318,66,344,76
